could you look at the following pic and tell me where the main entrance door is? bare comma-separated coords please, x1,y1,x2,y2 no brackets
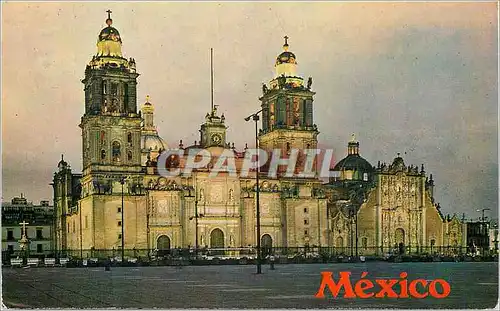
157,235,171,257
210,228,224,256
395,228,405,254
261,234,273,257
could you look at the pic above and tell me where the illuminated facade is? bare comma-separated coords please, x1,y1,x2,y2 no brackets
53,13,463,257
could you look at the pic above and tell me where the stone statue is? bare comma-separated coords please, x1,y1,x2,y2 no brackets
307,77,313,89
262,84,268,94
199,188,204,201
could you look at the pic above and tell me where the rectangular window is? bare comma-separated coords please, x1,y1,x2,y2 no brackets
118,221,122,227
7,245,14,253
111,83,118,95
7,230,14,240
118,207,121,213
37,244,43,253
36,229,43,239
67,223,70,233
304,230,308,236
118,234,122,240
304,208,308,213
124,83,129,111
304,219,309,225
85,216,88,229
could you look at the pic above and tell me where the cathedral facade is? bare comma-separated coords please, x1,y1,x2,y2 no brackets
53,14,464,258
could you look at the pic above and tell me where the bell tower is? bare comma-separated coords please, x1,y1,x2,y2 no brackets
259,36,318,154
199,105,227,148
79,11,143,195
198,48,227,148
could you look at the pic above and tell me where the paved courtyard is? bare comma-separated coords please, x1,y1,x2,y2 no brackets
2,262,498,309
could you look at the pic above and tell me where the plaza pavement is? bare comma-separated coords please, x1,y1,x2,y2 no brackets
2,262,498,309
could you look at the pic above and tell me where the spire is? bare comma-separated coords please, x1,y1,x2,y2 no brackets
210,48,214,113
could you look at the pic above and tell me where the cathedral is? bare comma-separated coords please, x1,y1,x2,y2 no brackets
53,13,465,258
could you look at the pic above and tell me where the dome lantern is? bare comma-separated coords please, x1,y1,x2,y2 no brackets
275,35,298,77
348,133,360,155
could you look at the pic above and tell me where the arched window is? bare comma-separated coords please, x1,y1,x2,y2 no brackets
127,151,132,161
112,141,121,162
124,83,129,112
101,150,106,160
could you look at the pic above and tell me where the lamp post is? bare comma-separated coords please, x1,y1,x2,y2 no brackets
79,201,83,260
355,208,358,257
349,207,354,257
194,198,199,257
189,195,203,258
120,177,125,262
245,109,263,274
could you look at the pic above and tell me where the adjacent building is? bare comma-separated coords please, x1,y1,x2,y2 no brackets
1,196,54,258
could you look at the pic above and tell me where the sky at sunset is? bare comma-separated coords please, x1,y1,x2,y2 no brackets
2,2,498,220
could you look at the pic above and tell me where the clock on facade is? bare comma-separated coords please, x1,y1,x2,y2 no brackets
211,134,222,145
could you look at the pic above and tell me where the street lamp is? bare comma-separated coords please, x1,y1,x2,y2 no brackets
120,176,125,262
79,201,83,260
189,195,204,258
245,109,263,274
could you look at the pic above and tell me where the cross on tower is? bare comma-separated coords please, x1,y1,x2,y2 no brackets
284,36,289,46
106,9,112,20
19,220,29,237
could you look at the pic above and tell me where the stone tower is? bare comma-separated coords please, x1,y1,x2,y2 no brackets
79,11,143,196
73,12,147,251
259,37,318,154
